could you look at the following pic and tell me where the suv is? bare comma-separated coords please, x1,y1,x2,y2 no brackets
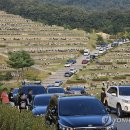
45,95,116,130
106,86,130,117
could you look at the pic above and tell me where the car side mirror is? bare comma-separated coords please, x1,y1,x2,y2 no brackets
111,93,116,96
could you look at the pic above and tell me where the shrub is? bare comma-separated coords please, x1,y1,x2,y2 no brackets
113,75,126,80
117,61,127,64
66,80,87,84
0,105,52,130
92,77,108,81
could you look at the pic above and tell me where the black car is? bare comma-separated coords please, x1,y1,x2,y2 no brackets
64,72,73,77
45,95,117,130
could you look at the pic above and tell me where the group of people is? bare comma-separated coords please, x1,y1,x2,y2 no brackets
0,88,33,112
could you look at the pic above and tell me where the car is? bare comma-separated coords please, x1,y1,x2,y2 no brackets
86,55,91,61
13,88,19,98
69,86,86,94
82,59,88,64
47,84,55,88
20,85,47,97
105,86,130,118
64,62,72,67
84,49,90,56
98,48,105,54
111,42,119,47
47,87,65,94
55,80,63,87
64,71,73,77
69,68,77,74
32,94,53,116
45,95,117,130
96,45,101,50
67,59,76,64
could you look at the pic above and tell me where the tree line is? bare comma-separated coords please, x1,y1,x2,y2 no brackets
0,0,130,34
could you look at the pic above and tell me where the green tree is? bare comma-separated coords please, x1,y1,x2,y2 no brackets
97,35,104,43
7,51,34,80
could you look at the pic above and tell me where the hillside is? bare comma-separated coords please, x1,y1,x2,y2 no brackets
0,10,88,80
41,0,130,11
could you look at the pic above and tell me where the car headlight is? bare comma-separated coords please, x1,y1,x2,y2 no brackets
106,125,116,130
122,99,129,103
59,124,73,130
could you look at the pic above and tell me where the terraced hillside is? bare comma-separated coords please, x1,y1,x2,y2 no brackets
68,42,130,88
0,11,88,73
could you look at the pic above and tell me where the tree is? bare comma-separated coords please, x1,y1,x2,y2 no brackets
97,35,104,43
7,51,34,79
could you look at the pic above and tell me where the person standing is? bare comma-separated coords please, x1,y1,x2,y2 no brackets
100,87,106,105
8,88,15,107
0,88,9,104
27,89,33,109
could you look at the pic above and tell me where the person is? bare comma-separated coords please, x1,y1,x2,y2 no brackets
0,88,9,104
27,89,33,109
8,88,15,107
81,90,89,95
18,92,28,112
100,87,106,105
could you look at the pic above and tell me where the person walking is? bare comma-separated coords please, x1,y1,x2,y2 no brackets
8,88,15,107
0,88,9,104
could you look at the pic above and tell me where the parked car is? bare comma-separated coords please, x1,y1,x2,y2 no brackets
45,95,117,130
69,67,77,74
20,85,47,97
98,48,105,54
64,62,72,67
67,59,76,64
84,49,90,56
32,94,53,116
64,72,73,77
105,86,130,118
69,86,86,94
111,42,119,47
47,87,65,94
47,84,55,88
13,88,19,98
55,80,63,87
82,59,88,64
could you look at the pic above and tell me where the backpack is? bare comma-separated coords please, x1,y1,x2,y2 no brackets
20,101,26,108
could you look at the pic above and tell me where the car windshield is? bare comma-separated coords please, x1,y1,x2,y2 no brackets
48,88,65,94
22,86,46,95
119,87,130,96
70,87,84,91
59,98,107,116
13,88,19,94
34,96,51,106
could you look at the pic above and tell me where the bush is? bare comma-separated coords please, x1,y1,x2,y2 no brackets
117,61,127,64
113,75,126,80
0,72,13,81
66,80,87,84
98,62,112,65
92,77,108,81
0,105,52,130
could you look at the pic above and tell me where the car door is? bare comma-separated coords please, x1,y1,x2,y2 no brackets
106,87,115,107
111,87,118,109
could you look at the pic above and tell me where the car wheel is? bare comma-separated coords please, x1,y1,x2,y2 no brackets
117,104,124,118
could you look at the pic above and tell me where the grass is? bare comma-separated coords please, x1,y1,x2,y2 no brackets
0,105,54,130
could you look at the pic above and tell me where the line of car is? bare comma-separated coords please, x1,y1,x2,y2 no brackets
12,83,130,129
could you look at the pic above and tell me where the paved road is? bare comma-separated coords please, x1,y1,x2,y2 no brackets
42,55,85,86
111,114,130,130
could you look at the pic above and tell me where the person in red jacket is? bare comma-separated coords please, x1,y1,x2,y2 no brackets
0,88,9,104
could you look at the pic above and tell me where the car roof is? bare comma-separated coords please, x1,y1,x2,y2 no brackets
59,95,96,101
35,94,54,98
48,87,64,89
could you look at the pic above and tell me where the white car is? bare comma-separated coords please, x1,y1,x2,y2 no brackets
105,86,130,117
98,48,105,54
69,68,77,74
64,63,72,67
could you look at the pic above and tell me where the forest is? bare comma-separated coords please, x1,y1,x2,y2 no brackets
0,0,130,34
